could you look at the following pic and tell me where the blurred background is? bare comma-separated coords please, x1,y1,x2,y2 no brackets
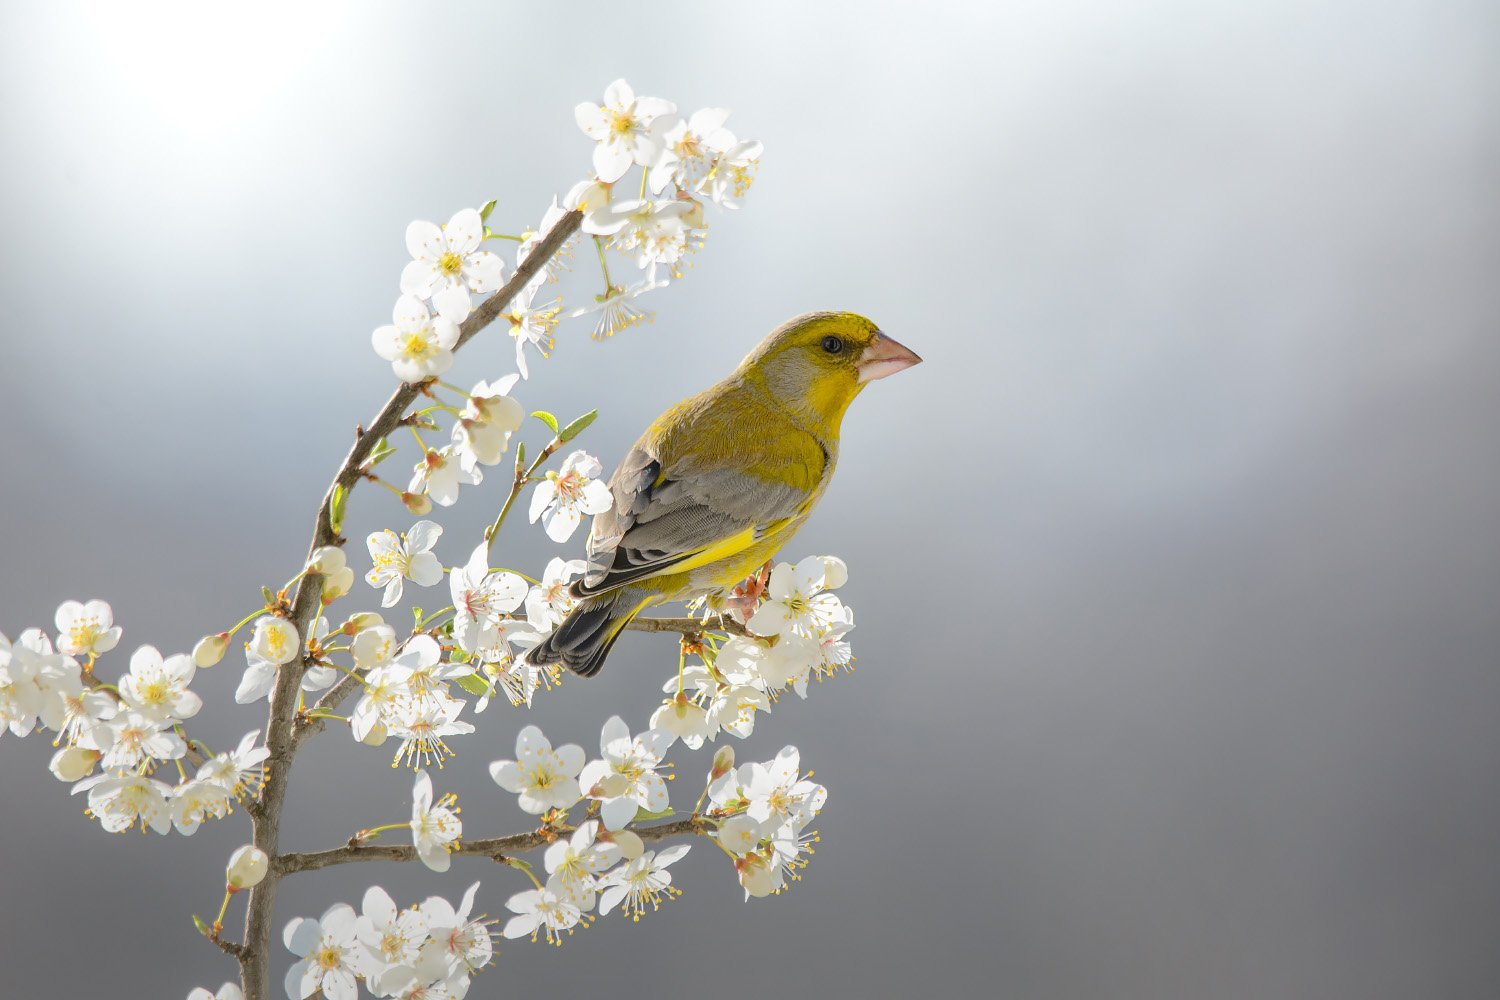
2,1,1497,997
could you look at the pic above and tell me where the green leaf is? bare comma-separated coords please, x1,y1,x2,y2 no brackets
531,410,559,435
366,436,397,469
479,199,497,222
559,409,598,443
412,607,424,628
514,440,527,473
633,806,675,823
329,484,347,535
192,914,210,936
261,585,275,605
457,673,490,696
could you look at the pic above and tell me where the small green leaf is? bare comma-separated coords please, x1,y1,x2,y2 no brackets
412,607,424,628
329,484,347,535
457,673,490,696
559,409,598,443
367,436,396,469
531,410,559,435
261,586,275,605
192,914,210,936
514,440,527,473
479,199,497,222
633,806,675,823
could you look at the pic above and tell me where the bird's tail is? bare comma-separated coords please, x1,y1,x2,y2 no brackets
526,587,658,678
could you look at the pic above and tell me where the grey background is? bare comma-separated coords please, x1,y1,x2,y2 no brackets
2,1,1498,997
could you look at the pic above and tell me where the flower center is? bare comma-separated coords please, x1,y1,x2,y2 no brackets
404,332,433,357
439,251,464,276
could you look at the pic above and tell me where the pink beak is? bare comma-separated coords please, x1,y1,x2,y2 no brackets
857,332,923,383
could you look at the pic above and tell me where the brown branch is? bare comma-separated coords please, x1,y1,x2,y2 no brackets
277,815,702,875
235,208,584,1000
209,933,247,961
623,615,753,638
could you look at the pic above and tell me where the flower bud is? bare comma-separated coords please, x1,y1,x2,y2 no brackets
735,851,780,897
339,611,384,636
226,845,268,890
710,745,736,781
306,545,347,576
320,566,355,603
604,829,644,860
193,633,229,668
359,720,388,746
48,745,99,782
402,491,432,516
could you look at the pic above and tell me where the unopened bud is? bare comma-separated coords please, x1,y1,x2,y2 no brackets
306,545,347,576
711,745,736,781
401,491,432,516
49,745,99,782
678,194,706,229
193,633,229,668
606,829,644,860
226,845,269,890
340,611,384,636
321,566,355,602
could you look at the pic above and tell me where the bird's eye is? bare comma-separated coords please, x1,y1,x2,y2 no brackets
821,335,845,355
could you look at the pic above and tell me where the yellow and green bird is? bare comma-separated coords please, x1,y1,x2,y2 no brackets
528,311,921,677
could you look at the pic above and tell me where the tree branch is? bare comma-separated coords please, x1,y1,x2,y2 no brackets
623,615,753,638
236,208,584,1000
277,815,702,875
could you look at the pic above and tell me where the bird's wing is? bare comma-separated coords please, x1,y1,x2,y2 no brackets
577,445,817,597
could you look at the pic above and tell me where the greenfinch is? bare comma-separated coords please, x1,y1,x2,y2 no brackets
528,311,921,676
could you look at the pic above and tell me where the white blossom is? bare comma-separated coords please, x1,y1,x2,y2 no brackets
73,772,173,834
598,844,690,919
578,716,671,830
400,208,504,323
408,445,482,508
573,79,676,183
449,544,527,653
497,283,563,380
196,729,268,800
373,295,459,383
525,558,586,632
170,778,232,835
502,878,582,946
410,769,462,872
568,278,666,341
453,375,524,467
366,521,444,608
489,724,584,815
648,106,735,194
100,710,185,772
528,450,612,544
543,820,619,910
747,556,847,637
118,645,201,722
187,984,244,1000
419,880,494,980
283,903,372,1000
53,599,122,658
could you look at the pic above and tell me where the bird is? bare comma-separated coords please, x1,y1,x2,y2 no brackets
527,311,921,677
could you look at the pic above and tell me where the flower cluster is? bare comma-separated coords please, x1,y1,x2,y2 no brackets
706,746,827,898
282,883,493,1000
568,79,763,338
652,555,856,748
0,604,269,839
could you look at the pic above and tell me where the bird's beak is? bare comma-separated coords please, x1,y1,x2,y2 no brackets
857,332,923,383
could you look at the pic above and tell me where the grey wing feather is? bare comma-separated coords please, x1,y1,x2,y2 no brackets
579,449,807,595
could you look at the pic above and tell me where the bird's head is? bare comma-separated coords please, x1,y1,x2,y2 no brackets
737,311,922,434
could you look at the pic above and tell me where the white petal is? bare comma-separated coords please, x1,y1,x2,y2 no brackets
445,208,484,254
405,220,445,263
405,520,442,553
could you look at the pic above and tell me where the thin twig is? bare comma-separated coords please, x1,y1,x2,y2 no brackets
623,615,753,638
278,815,702,875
